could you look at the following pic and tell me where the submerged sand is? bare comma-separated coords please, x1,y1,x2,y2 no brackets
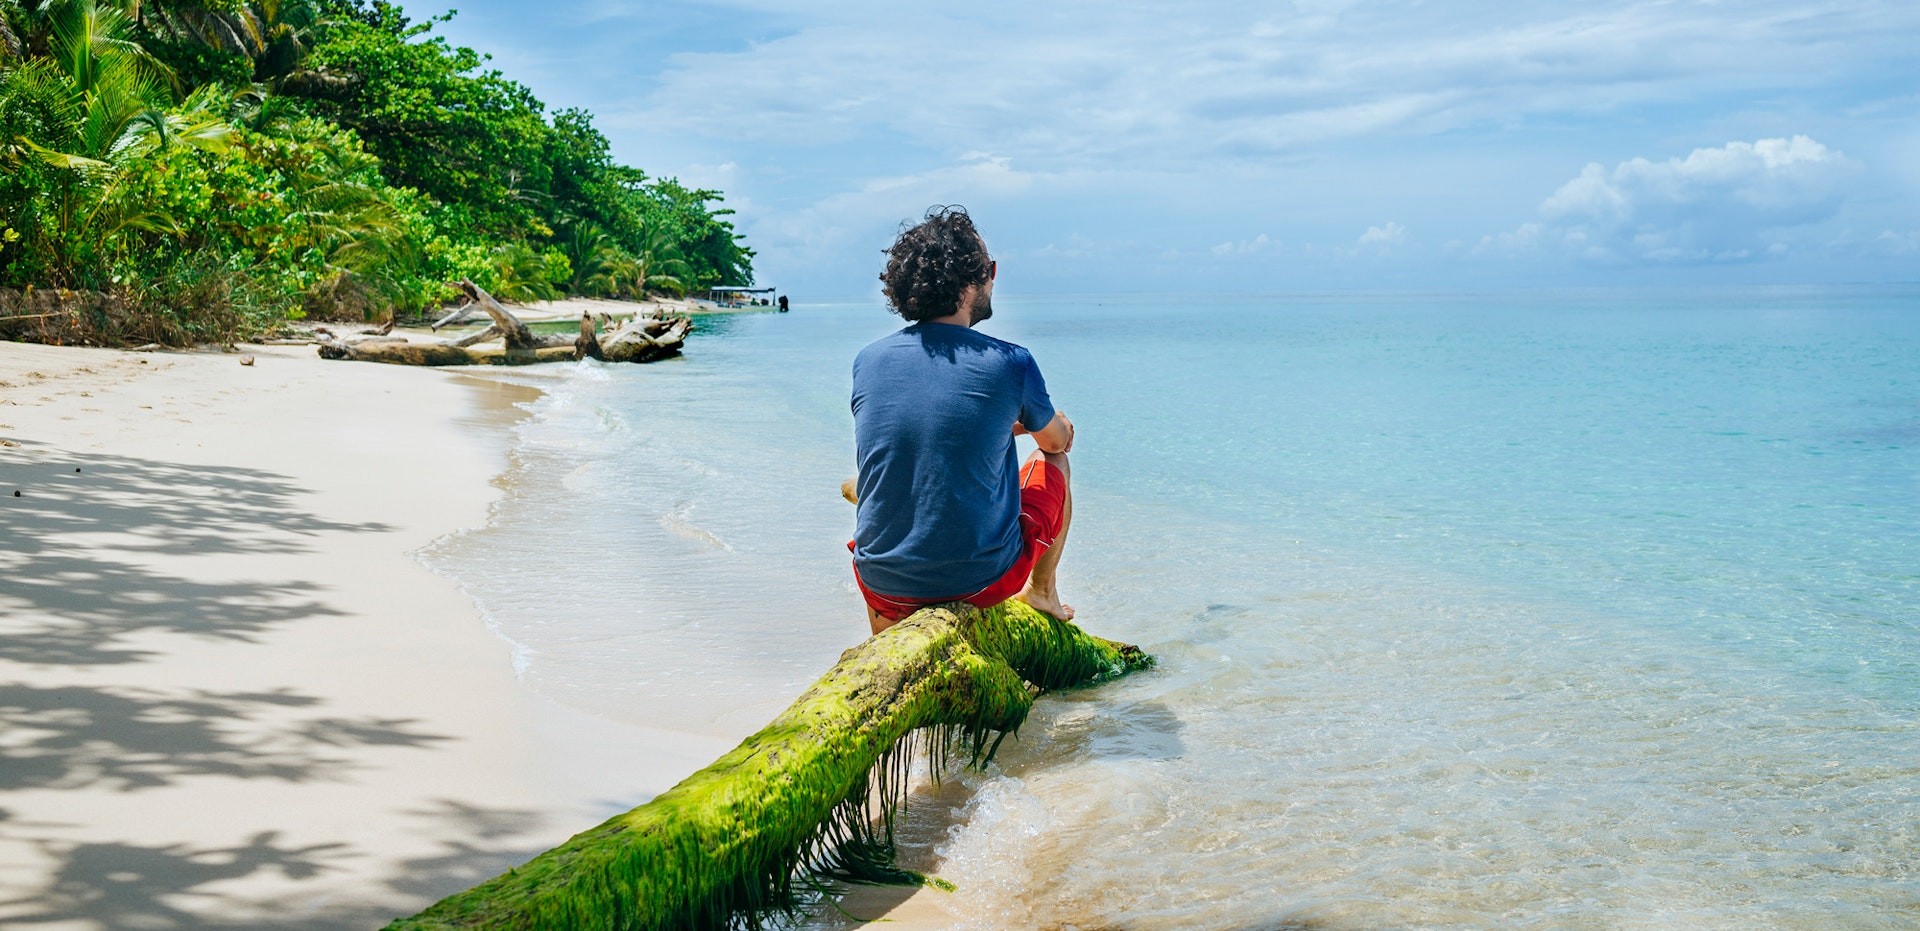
0,342,736,929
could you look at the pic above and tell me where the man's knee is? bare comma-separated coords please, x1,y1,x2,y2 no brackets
1027,447,1069,480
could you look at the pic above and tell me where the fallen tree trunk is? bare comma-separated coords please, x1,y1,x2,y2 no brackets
454,279,541,350
316,339,580,366
319,282,687,366
387,600,1151,931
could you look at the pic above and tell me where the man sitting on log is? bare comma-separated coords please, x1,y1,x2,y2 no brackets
849,205,1078,636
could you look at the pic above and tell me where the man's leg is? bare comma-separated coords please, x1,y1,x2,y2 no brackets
1016,449,1074,620
868,605,892,637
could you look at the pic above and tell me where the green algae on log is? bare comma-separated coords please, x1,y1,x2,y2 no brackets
388,600,1152,931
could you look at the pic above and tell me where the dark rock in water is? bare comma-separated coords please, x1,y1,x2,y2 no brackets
12,490,19,497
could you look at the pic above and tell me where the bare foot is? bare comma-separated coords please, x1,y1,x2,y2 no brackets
1015,586,1075,620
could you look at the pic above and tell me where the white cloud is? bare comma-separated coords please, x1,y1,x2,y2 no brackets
1486,136,1857,263
604,1,1920,173
426,0,1920,290
1211,233,1278,256
1871,230,1920,255
738,153,1050,287
1357,222,1407,247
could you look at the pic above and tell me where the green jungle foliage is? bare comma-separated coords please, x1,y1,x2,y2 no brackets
0,0,753,343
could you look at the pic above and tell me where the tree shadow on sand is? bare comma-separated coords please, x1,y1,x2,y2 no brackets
382,800,554,903
0,801,561,930
0,683,450,792
0,832,351,929
0,443,490,928
0,445,391,666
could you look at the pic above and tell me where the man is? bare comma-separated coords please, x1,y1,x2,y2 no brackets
849,206,1077,636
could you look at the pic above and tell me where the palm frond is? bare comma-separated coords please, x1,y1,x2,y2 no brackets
11,133,107,170
487,242,559,302
0,56,85,157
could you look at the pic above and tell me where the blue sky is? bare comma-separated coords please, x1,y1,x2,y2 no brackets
397,0,1920,296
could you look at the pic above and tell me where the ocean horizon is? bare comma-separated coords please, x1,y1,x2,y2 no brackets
427,283,1920,929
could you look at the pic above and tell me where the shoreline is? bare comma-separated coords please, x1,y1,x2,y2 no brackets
0,341,734,928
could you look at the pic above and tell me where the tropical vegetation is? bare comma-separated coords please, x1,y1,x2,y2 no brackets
0,0,753,343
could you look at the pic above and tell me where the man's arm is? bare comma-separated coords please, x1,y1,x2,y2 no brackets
1015,411,1074,454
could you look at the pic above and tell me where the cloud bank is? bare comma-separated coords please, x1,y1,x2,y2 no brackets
424,0,1920,290
1485,137,1857,264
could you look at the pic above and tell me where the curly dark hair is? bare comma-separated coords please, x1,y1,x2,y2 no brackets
879,205,992,322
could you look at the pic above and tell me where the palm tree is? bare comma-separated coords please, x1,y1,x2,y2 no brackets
485,241,558,303
1,0,57,62
0,4,20,61
581,248,640,299
139,0,319,83
627,221,693,298
561,219,617,294
0,0,229,284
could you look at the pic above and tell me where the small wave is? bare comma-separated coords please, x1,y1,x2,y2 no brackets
594,405,630,433
661,500,733,551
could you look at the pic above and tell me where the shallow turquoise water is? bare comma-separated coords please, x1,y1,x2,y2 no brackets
429,286,1920,928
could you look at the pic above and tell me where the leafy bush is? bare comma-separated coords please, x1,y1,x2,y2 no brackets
0,0,755,343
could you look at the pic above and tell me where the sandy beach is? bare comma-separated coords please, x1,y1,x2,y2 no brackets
0,341,737,929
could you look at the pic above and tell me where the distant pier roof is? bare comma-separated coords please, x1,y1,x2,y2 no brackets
710,285,775,292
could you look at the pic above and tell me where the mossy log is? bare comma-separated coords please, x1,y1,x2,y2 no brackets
388,600,1152,931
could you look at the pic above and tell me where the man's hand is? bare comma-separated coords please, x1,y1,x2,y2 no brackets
1026,411,1073,454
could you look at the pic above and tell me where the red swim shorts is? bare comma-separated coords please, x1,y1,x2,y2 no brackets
852,458,1067,622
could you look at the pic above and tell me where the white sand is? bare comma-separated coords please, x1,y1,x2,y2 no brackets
0,342,736,929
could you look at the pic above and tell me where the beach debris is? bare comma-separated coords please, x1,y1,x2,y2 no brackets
390,600,1152,931
458,279,551,351
429,300,477,331
239,355,255,366
450,324,501,349
318,280,689,367
575,309,691,364
130,343,162,352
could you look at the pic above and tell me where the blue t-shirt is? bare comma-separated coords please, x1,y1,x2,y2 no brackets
851,322,1056,598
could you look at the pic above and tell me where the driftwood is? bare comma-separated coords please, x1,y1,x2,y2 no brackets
317,340,581,366
318,280,687,366
452,279,580,350
430,301,476,331
451,324,501,349
578,312,691,363
388,600,1151,930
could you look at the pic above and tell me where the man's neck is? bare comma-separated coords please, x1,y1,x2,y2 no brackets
922,283,981,327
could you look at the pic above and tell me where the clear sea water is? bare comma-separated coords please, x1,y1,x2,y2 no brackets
426,286,1920,929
